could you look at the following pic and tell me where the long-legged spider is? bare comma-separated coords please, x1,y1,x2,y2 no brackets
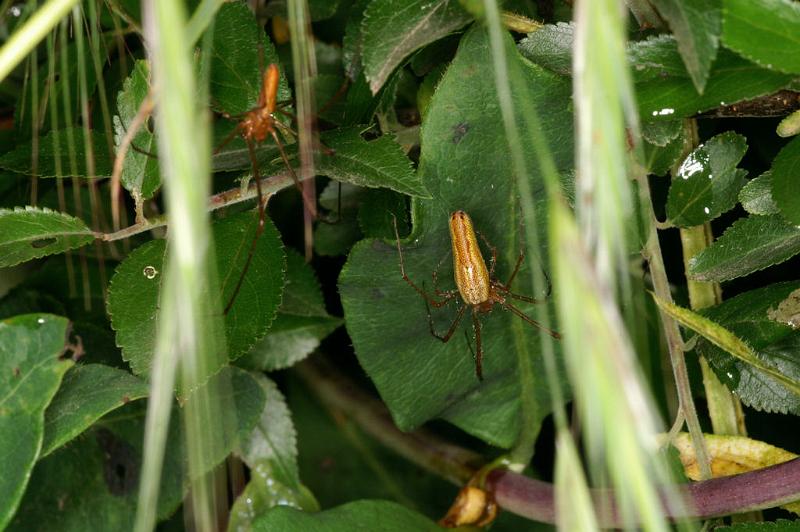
394,210,561,380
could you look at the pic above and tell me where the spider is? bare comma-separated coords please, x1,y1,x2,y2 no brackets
394,210,561,380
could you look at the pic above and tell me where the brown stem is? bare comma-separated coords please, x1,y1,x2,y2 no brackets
296,355,800,526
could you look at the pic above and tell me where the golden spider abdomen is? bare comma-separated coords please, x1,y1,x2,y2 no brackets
449,211,491,305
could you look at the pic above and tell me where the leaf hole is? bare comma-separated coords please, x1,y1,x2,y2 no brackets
31,237,57,248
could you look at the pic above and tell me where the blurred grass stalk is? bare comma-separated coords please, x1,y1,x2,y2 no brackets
136,1,228,531
0,0,79,83
566,0,689,528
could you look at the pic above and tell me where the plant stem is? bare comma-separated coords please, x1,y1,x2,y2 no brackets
680,225,746,436
636,175,713,480
297,354,800,526
99,168,296,242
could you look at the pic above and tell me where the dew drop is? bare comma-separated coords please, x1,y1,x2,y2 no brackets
703,207,710,214
37,317,45,324
143,266,158,279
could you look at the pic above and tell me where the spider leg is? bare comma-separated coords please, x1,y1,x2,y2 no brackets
475,230,497,277
224,139,267,315
500,300,561,339
427,302,466,343
392,214,453,308
472,308,484,380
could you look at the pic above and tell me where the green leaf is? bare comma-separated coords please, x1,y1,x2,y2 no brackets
228,460,319,532
319,127,428,197
339,27,572,447
770,135,800,225
0,207,95,268
238,374,298,471
0,128,113,178
41,364,149,457
107,209,285,376
517,22,574,75
113,60,161,200
207,1,290,115
361,0,472,93
722,0,800,74
0,314,73,530
228,374,318,531
653,294,800,398
650,0,721,92
9,401,184,531
238,250,341,372
358,188,409,239
252,500,441,531
314,214,362,257
642,128,687,177
688,214,800,282
694,283,800,414
739,171,779,215
518,27,795,122
666,131,748,226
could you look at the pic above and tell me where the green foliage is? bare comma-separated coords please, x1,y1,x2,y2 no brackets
694,283,800,414
650,0,721,92
722,0,800,74
688,215,800,281
0,314,72,529
107,209,285,376
0,127,112,178
771,135,800,224
666,131,748,226
340,27,572,447
41,364,149,457
113,60,160,201
3,0,800,529
238,250,341,372
0,207,95,267
360,0,472,93
739,171,779,215
252,500,441,531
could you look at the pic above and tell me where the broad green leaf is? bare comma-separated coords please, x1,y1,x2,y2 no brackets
694,283,800,415
41,364,149,457
113,60,161,200
229,374,318,531
642,119,683,147
207,1,290,115
654,285,800,412
315,214,362,257
228,460,319,532
252,500,441,531
0,128,113,178
739,171,779,216
641,120,686,176
339,28,572,447
0,314,73,530
722,0,800,74
635,45,793,121
9,401,183,531
238,374,298,471
688,215,800,282
778,109,800,138
318,128,428,197
361,0,472,93
518,27,793,121
770,135,800,225
266,127,428,197
0,207,95,267
666,131,748,226
650,0,721,92
108,209,285,376
517,22,574,75
238,250,341,372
